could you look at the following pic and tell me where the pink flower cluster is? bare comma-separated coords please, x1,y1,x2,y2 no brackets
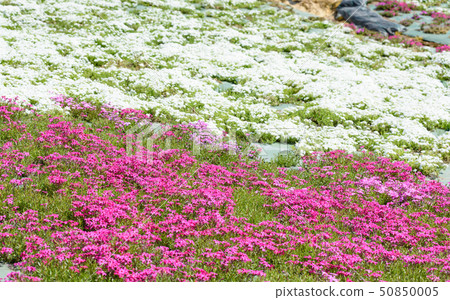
52,95,152,129
0,96,449,282
188,120,239,154
387,35,423,46
375,1,450,43
376,1,417,16
436,45,450,52
422,11,450,20
346,24,425,48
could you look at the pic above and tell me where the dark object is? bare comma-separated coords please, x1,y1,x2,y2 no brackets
335,0,405,36
337,0,366,8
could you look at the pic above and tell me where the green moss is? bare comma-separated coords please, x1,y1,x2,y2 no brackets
44,17,93,33
1,59,26,68
233,190,277,223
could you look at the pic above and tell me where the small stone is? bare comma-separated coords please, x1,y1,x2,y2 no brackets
216,81,234,93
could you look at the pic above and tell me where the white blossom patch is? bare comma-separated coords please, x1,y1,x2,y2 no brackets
0,0,449,173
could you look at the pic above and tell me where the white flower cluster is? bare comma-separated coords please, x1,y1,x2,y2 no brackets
0,0,449,172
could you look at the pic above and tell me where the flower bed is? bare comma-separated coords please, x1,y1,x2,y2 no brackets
375,1,450,35
0,0,449,175
376,1,418,14
0,96,449,282
344,23,426,47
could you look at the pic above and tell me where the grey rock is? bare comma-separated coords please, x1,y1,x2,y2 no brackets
216,81,234,93
438,165,450,186
431,129,447,137
252,142,293,161
272,103,297,111
0,263,14,282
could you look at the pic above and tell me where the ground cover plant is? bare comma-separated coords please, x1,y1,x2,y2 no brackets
0,0,449,175
375,1,450,34
374,0,449,9
0,96,449,282
344,23,426,48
